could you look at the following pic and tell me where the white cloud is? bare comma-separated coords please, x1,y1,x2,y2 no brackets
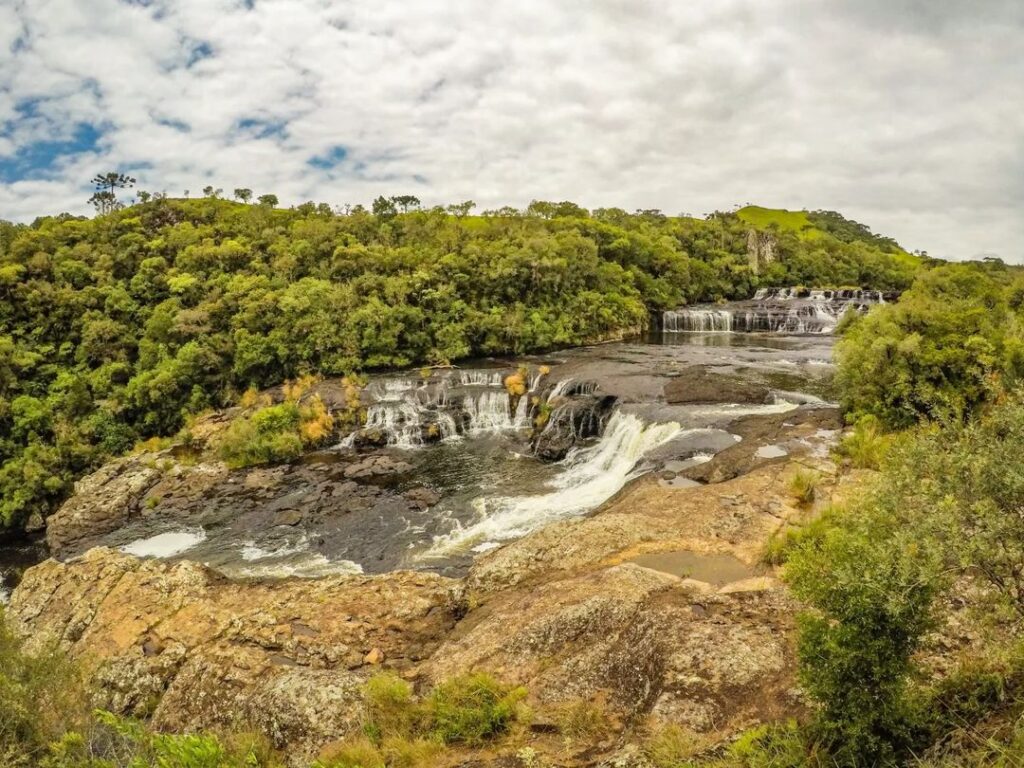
0,0,1021,261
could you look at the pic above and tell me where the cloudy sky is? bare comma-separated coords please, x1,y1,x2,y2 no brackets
1,0,1021,261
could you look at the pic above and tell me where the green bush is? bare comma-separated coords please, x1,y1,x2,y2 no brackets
836,263,1024,429
836,415,892,470
787,469,819,505
0,609,91,766
426,673,526,746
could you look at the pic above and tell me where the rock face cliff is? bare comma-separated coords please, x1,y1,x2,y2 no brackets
9,406,845,764
747,230,778,274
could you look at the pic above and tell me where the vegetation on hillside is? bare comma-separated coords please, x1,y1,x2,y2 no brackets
836,261,1024,428
0,195,917,533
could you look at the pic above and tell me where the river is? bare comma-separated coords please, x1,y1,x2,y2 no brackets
1,290,868,589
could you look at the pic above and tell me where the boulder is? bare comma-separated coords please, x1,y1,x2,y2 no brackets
664,366,772,405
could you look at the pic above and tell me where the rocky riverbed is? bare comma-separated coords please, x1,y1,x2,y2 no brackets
5,323,849,765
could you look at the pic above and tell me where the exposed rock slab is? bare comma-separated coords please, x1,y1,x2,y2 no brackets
9,549,457,762
664,365,772,405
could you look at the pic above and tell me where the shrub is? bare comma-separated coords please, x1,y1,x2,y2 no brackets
644,723,706,767
362,673,420,744
314,738,385,768
835,263,1022,429
0,610,91,765
761,505,841,567
552,697,615,741
727,722,809,768
836,415,891,470
788,469,819,505
426,673,526,746
219,390,338,469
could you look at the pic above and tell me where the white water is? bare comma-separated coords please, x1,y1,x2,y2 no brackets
420,412,683,557
662,287,888,335
365,400,423,448
230,552,363,579
462,390,528,432
459,370,505,387
120,528,207,558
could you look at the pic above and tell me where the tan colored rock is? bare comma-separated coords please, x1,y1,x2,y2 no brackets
9,549,457,762
13,453,854,761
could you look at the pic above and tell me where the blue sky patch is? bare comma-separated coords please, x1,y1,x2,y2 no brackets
187,40,214,67
0,123,103,183
236,117,287,140
308,145,348,170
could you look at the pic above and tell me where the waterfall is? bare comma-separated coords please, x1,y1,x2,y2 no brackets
663,309,734,333
459,370,505,387
463,390,527,432
365,400,423,448
661,287,891,335
548,378,598,399
421,411,683,556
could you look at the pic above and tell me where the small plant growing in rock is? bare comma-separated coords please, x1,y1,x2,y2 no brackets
427,673,527,746
836,415,891,470
788,469,819,506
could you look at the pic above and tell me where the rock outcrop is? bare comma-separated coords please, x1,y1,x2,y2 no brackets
746,230,778,274
663,365,772,405
9,443,852,762
10,550,458,762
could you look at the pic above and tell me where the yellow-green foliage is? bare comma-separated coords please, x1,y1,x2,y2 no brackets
219,375,352,468
552,697,615,741
0,611,90,767
43,711,280,768
644,724,707,767
362,673,420,743
788,469,819,505
427,673,526,746
736,206,821,240
323,672,526,766
836,415,892,470
761,505,841,567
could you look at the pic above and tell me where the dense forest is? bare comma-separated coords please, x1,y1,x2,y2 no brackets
0,196,917,533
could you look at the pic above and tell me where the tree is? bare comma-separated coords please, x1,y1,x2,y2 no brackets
202,186,223,199
88,172,136,214
391,195,421,213
257,194,278,207
372,195,397,220
233,188,253,203
446,200,475,218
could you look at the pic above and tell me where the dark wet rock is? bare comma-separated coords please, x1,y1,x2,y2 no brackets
533,394,617,461
664,365,772,405
352,429,389,449
404,488,441,509
343,455,413,479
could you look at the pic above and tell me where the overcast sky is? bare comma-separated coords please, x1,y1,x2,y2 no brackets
1,0,1021,261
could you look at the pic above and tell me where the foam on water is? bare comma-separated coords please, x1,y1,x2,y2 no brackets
120,528,206,558
421,412,684,557
228,552,363,579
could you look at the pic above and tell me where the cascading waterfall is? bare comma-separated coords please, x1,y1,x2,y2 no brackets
459,370,505,387
462,389,529,432
365,400,424,449
662,309,734,333
354,368,548,447
663,287,893,335
420,411,683,556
